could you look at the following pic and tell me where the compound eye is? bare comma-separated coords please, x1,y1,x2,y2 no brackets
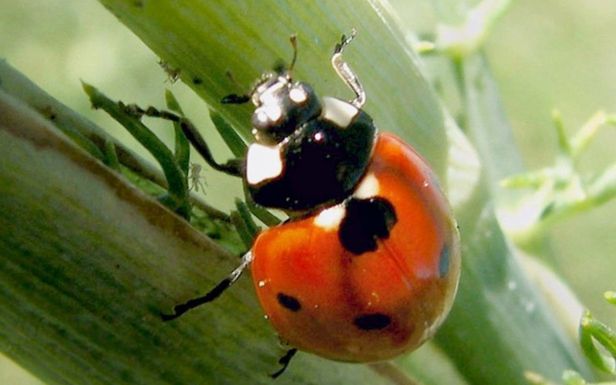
252,109,269,130
251,105,287,144
289,85,308,104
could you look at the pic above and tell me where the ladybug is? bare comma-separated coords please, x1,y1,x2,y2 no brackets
161,30,460,374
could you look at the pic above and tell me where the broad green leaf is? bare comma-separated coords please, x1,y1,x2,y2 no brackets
390,1,593,383
0,91,394,385
97,0,449,181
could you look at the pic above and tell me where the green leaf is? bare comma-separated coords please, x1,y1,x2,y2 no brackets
230,199,261,250
83,82,190,217
97,0,449,181
0,90,393,385
434,0,514,58
0,60,163,188
209,110,248,159
0,59,227,222
580,310,616,374
165,89,191,177
392,3,593,384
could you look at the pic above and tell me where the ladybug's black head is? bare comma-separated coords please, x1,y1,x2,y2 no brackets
222,35,321,145
247,73,321,144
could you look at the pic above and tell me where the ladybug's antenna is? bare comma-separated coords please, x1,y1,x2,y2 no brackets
273,34,298,75
331,28,365,109
288,34,298,74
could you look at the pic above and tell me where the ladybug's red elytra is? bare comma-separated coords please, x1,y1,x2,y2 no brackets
251,132,460,362
160,30,460,375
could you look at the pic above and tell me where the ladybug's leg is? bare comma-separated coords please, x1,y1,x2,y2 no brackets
270,348,298,379
220,93,250,104
220,69,252,104
124,104,243,177
161,251,253,321
331,28,365,109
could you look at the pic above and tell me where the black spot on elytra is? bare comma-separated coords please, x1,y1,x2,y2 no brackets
277,292,301,312
338,197,397,255
438,244,450,278
353,313,391,330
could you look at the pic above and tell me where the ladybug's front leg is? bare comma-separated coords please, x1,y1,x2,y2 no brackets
161,251,253,321
331,29,365,109
124,104,244,177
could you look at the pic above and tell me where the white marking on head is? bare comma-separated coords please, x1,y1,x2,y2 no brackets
246,143,283,185
321,96,358,128
254,77,287,106
263,103,282,122
353,173,379,199
257,78,286,102
313,204,346,231
289,86,307,103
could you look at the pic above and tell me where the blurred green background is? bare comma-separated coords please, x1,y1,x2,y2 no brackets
1,1,614,383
